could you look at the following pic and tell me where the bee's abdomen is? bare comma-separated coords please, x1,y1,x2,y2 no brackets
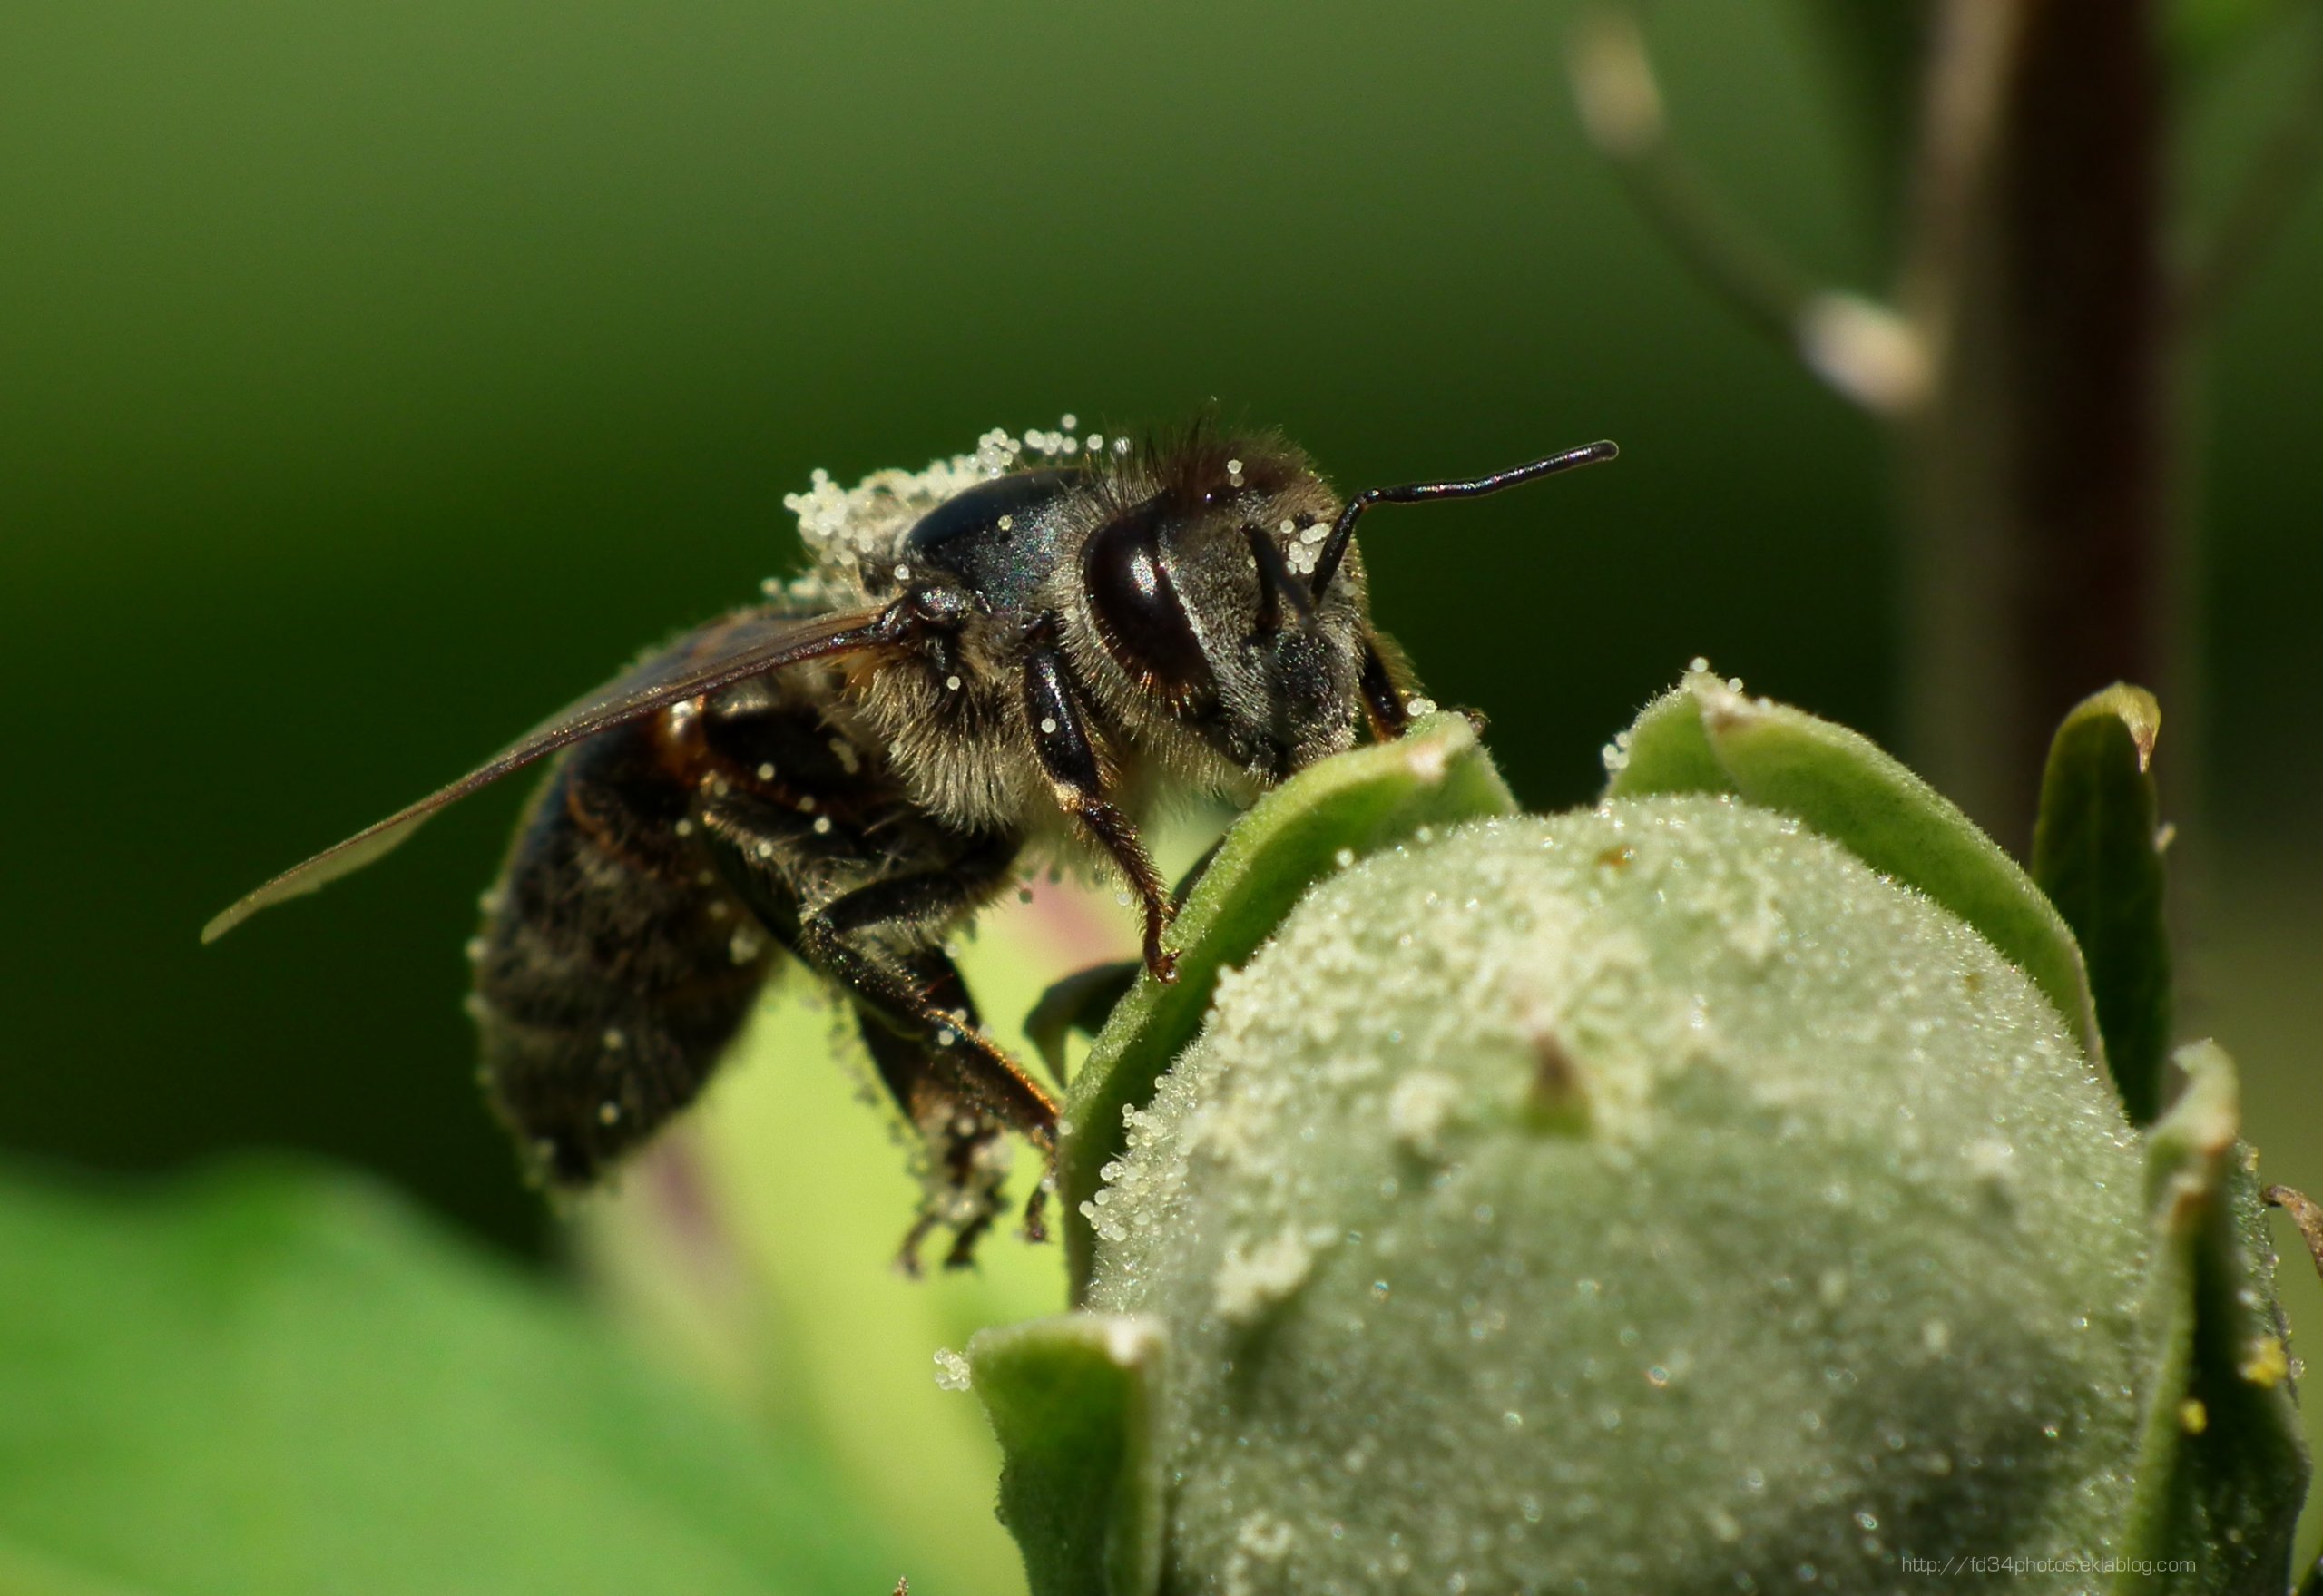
470,720,773,1186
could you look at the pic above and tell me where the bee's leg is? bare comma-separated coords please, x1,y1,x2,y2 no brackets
1359,636,1413,742
801,906,1053,1274
1359,632,1479,739
903,951,1049,1263
693,798,1044,1115
857,985,1018,1274
1023,642,1178,983
801,875,1058,1135
695,802,1054,1268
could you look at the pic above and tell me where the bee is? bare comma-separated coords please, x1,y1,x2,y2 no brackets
206,421,1615,1269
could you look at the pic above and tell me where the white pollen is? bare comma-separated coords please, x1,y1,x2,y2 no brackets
893,563,912,583
1212,1227,1315,1324
1387,1070,1460,1154
756,839,775,858
602,1027,626,1050
756,762,775,781
1040,716,1059,735
945,674,963,691
673,818,694,837
798,795,816,812
812,816,833,835
1059,413,1078,430
997,514,1014,530
597,1102,621,1125
1226,457,1243,475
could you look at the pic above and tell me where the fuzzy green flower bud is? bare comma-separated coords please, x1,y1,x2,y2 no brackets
1069,798,2146,1591
971,695,2307,1596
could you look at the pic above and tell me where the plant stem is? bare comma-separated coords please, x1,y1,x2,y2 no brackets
1897,0,2173,848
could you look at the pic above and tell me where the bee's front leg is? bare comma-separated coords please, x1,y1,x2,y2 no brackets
1358,633,1415,742
1022,637,1179,984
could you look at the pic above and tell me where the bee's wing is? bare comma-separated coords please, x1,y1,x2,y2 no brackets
202,604,891,943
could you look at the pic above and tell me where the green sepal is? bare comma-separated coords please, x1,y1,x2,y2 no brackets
2118,1042,2310,1595
968,1314,1168,1596
2032,684,2172,1125
1060,713,1517,1297
1604,668,2104,1065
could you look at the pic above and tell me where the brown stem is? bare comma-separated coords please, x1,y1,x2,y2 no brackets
1897,0,2174,848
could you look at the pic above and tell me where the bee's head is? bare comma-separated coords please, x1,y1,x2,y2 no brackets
1071,432,1374,783
1064,428,1615,787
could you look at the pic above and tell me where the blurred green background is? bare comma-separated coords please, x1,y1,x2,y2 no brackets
3,0,2319,1578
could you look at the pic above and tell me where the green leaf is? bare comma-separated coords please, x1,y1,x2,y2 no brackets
1060,713,1517,1298
0,1159,905,1596
2119,1043,2310,1595
968,1315,1166,1596
1604,668,2105,1066
580,925,1083,1596
2033,684,2173,1125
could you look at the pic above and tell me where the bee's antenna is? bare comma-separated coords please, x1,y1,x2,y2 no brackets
1308,440,1620,602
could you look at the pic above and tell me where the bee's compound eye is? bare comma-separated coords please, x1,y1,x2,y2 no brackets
1081,508,1215,702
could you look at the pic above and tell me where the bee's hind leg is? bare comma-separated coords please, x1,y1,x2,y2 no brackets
854,955,1042,1274
696,799,1054,1270
792,872,1062,1149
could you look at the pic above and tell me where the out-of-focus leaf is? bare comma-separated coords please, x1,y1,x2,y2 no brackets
1060,714,1517,1298
0,1159,902,1596
2119,1043,2310,1594
1604,668,2105,1066
968,1314,1166,1596
582,951,1073,1596
2032,684,2172,1125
